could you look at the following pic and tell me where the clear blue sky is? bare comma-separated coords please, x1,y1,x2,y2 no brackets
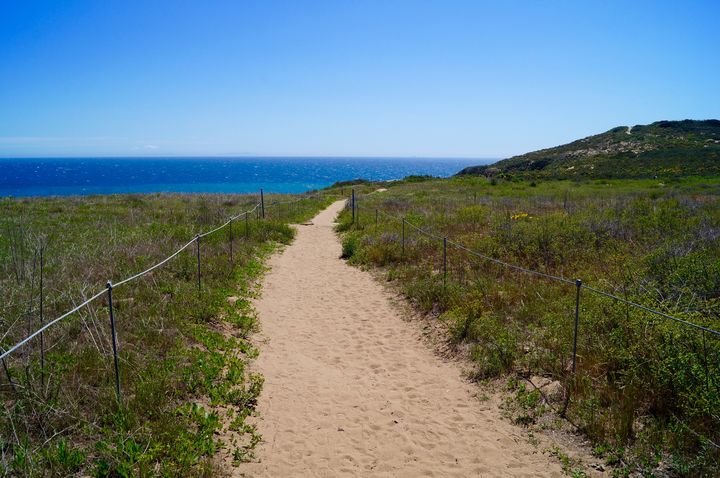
1,0,718,158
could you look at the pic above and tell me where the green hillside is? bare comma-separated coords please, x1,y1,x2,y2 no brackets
459,119,720,178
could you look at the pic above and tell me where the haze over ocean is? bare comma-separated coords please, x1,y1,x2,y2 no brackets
0,157,489,197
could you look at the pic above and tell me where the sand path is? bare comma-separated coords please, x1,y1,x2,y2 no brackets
239,201,563,477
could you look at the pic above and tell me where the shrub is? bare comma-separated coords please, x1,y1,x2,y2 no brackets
341,233,359,259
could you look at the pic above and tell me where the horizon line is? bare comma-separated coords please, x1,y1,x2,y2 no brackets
0,154,502,161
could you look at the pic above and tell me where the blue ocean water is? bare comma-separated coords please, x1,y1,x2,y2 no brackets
0,157,490,197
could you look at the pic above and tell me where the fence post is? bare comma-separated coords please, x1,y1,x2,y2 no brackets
106,281,121,402
228,218,233,268
561,278,583,416
443,237,447,289
401,218,406,259
260,189,265,219
39,245,45,392
572,279,582,374
195,234,201,297
702,330,709,392
351,189,356,224
245,211,249,237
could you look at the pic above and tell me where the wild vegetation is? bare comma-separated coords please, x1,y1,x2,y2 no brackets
459,120,720,179
338,176,720,476
0,191,332,476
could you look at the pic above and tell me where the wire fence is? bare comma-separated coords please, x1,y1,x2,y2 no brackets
0,189,326,403
4,185,718,452
352,193,720,332
348,189,720,428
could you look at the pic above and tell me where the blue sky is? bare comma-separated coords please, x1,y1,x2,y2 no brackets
0,0,718,158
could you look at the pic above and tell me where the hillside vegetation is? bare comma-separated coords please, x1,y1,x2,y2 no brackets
0,192,332,476
338,177,720,476
459,120,720,179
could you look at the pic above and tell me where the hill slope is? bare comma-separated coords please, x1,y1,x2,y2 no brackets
459,119,720,178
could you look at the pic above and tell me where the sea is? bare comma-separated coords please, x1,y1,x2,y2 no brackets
0,157,490,197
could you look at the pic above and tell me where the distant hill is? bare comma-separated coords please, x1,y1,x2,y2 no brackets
458,120,720,178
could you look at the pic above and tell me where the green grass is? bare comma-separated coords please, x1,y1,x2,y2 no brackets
0,192,334,476
338,175,720,476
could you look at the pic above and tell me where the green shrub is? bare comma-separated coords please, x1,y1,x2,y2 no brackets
469,315,518,379
341,233,360,259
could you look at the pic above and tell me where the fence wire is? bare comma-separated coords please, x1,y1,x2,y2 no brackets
366,202,720,338
0,289,106,361
0,194,324,362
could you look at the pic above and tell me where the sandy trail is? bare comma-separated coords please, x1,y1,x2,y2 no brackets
238,201,563,477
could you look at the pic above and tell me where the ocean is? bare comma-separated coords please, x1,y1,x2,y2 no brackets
0,157,489,197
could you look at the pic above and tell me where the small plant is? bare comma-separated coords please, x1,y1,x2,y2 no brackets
548,446,589,477
504,382,545,426
341,233,360,259
45,440,86,473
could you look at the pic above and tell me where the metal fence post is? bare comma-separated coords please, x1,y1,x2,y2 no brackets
572,279,582,374
260,189,265,219
443,237,447,289
351,189,355,224
195,234,201,296
229,218,233,267
401,218,406,259
106,281,121,402
245,211,249,237
39,245,45,391
702,330,709,392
